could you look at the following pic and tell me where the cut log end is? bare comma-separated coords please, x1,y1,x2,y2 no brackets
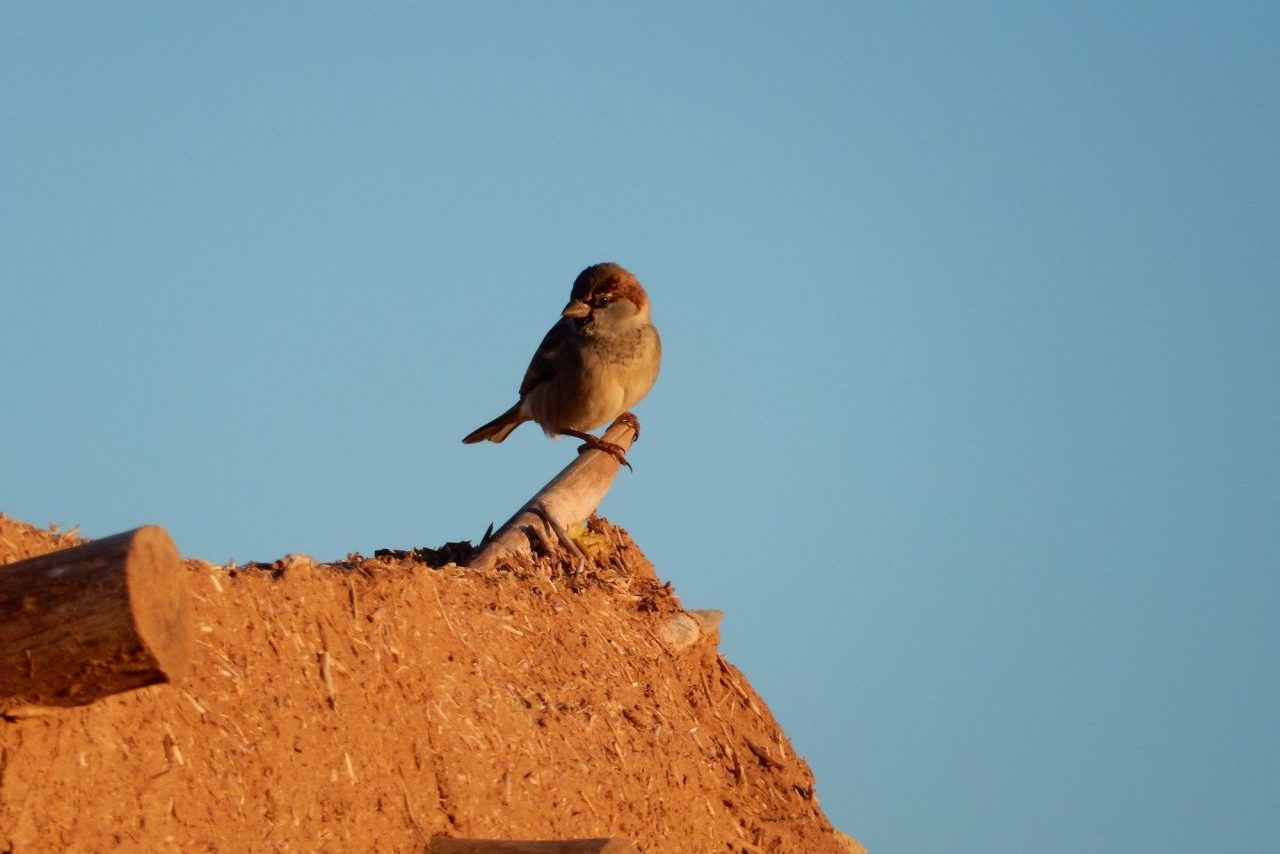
126,525,193,680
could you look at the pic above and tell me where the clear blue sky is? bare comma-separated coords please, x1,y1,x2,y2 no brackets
3,4,1277,852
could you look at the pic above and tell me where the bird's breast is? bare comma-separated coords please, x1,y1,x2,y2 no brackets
528,323,660,433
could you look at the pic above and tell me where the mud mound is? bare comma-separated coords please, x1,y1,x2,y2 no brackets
0,513,856,853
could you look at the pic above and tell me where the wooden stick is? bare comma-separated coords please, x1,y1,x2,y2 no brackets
430,839,639,854
467,418,637,571
0,525,192,708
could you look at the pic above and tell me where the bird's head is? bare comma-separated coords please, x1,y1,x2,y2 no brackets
561,262,650,332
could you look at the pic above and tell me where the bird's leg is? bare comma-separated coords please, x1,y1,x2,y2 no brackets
614,411,641,441
561,428,633,471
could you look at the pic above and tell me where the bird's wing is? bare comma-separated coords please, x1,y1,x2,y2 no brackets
519,319,570,397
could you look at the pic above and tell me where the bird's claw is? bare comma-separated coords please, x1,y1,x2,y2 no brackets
576,437,633,471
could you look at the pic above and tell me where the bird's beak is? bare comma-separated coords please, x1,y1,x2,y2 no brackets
561,300,591,319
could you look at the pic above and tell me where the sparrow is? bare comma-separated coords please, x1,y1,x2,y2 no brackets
462,262,661,469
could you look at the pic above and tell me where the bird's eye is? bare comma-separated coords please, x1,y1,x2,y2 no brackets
596,296,612,307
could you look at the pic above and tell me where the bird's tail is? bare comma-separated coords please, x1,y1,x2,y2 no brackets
462,402,527,444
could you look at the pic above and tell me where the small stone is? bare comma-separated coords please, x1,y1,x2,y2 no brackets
656,613,701,650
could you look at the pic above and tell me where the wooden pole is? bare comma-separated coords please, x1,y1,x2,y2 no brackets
467,418,637,571
430,839,639,854
0,525,192,709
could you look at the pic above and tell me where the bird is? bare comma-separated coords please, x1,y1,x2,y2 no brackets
462,262,661,469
